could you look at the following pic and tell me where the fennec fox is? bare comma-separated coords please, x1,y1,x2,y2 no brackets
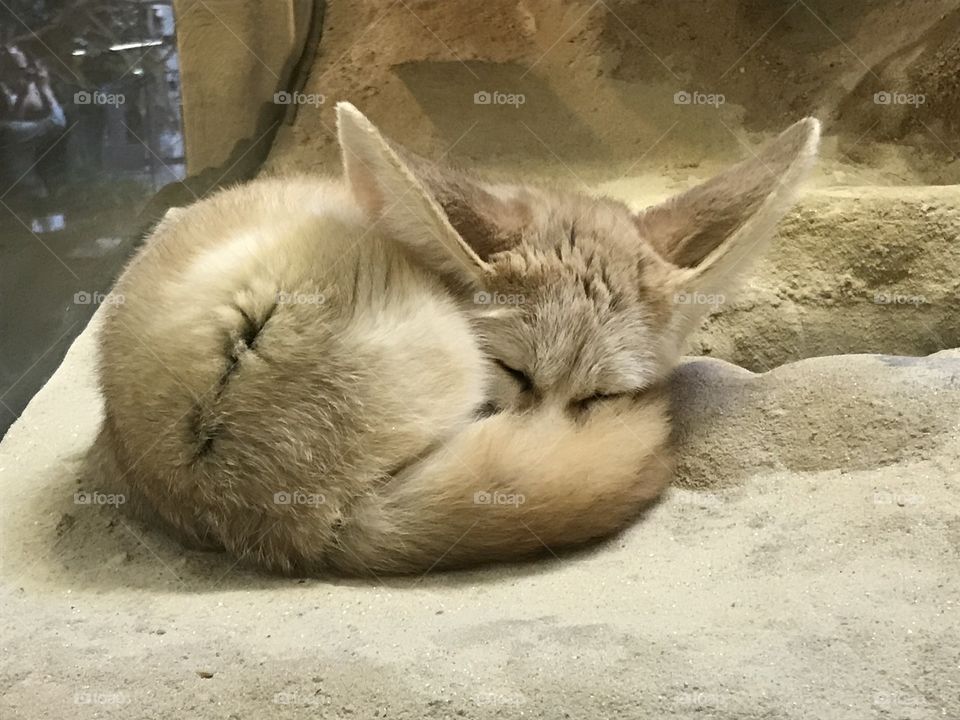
90,103,819,575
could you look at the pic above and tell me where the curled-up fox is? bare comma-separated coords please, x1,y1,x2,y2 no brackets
89,103,819,575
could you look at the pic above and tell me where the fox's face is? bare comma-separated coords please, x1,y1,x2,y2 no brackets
337,103,819,416
466,195,674,417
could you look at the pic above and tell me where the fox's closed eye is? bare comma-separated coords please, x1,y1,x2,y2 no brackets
494,359,534,393
572,392,621,414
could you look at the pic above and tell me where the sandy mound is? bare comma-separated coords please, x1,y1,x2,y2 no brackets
672,351,960,487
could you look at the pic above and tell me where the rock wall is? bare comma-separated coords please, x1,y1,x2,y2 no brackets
691,186,960,370
267,0,959,184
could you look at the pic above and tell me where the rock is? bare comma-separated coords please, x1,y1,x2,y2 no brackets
690,186,960,370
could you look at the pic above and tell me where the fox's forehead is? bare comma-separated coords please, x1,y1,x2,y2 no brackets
488,196,648,290
520,189,644,254
487,193,676,314
475,192,674,391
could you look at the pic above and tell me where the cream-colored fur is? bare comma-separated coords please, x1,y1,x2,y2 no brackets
89,103,819,575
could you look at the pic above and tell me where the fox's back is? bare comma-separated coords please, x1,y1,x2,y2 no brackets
96,176,487,552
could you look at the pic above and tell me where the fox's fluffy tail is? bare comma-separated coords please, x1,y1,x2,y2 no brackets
324,395,672,575
91,394,672,576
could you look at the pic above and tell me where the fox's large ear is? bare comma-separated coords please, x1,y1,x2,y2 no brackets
337,102,491,286
636,118,820,347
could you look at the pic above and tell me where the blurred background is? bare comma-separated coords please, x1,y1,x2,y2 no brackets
1,0,958,435
1,0,183,433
